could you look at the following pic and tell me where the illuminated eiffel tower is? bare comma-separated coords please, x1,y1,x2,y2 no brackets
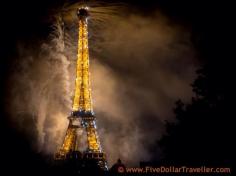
55,7,107,170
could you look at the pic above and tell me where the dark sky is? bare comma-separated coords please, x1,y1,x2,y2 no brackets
0,0,232,72
0,0,233,173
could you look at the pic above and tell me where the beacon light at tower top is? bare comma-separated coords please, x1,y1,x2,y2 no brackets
77,6,90,19
58,2,124,25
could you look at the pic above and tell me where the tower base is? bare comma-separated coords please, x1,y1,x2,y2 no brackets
83,152,108,170
55,150,108,174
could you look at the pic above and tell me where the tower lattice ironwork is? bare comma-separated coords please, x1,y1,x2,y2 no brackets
55,7,107,170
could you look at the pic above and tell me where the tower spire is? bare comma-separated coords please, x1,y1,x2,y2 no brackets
72,7,93,115
55,7,107,170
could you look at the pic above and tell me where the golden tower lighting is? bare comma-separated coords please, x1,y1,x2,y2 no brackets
55,7,107,170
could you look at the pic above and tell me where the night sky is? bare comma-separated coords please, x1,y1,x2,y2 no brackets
0,0,233,175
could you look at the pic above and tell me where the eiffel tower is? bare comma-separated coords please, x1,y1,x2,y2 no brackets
55,7,108,170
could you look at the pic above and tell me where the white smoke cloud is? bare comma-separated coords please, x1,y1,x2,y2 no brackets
7,24,71,154
88,13,197,165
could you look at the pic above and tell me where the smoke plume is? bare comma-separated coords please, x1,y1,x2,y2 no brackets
6,11,197,166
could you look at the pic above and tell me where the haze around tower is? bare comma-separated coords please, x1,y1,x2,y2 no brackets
6,2,197,166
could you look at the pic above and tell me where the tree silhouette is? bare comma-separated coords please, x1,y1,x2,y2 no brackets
159,63,233,164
